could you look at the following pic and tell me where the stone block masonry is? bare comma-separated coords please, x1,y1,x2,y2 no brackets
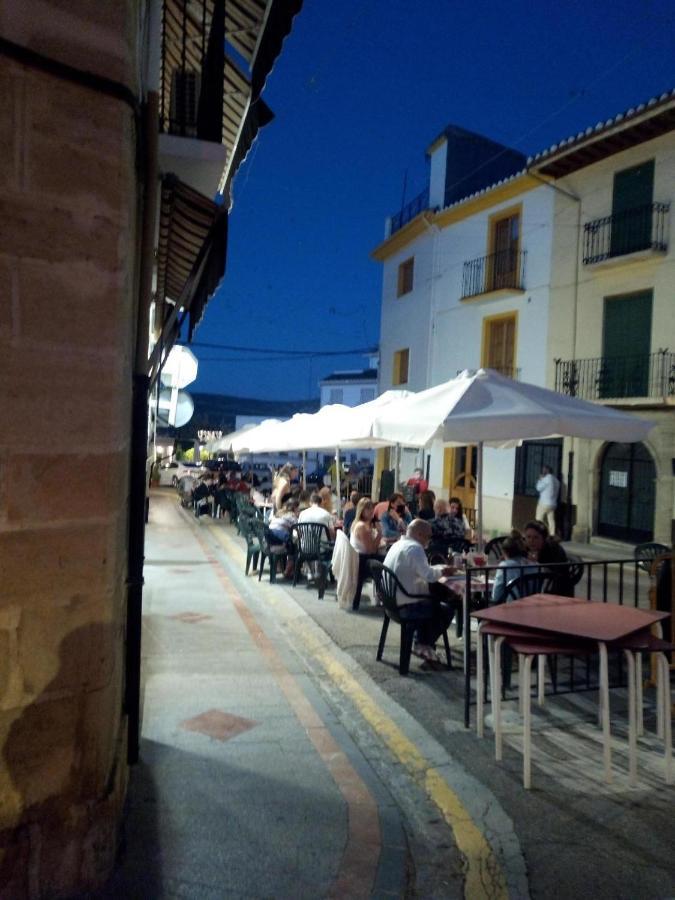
0,1,140,895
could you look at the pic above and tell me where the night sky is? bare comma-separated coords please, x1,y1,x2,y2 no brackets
189,0,674,402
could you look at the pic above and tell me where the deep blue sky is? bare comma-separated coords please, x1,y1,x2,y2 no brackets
190,0,674,402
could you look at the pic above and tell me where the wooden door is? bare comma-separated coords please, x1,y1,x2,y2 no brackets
444,446,477,511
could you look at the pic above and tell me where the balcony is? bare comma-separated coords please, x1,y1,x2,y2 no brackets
461,249,526,299
389,188,430,235
554,351,675,401
583,202,669,265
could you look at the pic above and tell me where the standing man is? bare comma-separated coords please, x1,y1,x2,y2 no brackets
383,520,455,662
535,465,560,536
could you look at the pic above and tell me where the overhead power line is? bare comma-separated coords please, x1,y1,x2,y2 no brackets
179,340,375,358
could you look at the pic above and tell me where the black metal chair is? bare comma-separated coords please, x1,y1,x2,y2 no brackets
239,514,261,576
566,553,585,589
291,523,334,599
634,542,670,575
502,570,556,602
251,518,291,585
368,561,452,676
485,535,510,564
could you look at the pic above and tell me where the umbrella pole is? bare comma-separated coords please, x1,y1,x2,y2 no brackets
476,441,484,552
335,448,342,517
302,450,306,490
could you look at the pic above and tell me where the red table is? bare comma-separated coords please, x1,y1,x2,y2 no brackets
470,595,671,784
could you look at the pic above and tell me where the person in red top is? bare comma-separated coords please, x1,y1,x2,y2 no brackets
407,467,428,494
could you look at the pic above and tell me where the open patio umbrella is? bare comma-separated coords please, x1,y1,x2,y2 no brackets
207,422,258,455
371,368,655,547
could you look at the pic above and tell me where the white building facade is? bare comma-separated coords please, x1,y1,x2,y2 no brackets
374,96,675,546
374,127,557,534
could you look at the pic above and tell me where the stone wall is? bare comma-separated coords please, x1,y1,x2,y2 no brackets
0,2,140,894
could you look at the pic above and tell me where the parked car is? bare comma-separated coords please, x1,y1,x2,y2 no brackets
157,461,206,487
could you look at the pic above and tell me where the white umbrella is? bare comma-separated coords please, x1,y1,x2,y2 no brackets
372,368,655,547
230,418,286,454
207,422,258,454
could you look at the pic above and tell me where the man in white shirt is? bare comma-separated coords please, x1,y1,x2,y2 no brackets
383,520,454,661
298,492,336,539
535,466,560,536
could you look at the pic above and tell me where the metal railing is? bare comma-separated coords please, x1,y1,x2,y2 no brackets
461,556,652,727
390,188,430,235
160,0,224,141
461,248,526,298
583,202,669,265
554,351,675,400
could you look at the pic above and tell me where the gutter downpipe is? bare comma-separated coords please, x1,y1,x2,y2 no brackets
126,88,158,765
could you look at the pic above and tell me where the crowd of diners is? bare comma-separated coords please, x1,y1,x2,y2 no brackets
171,462,575,662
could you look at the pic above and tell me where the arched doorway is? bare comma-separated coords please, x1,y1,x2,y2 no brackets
597,442,656,543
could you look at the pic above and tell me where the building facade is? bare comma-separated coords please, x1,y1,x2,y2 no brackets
374,128,556,531
532,92,675,545
374,96,674,545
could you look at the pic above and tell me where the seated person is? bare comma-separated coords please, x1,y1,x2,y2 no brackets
297,489,312,512
350,498,384,610
383,519,455,662
523,519,573,596
430,499,467,554
417,490,436,521
379,493,413,540
177,472,197,507
192,476,212,518
406,467,429,495
318,486,336,514
342,490,360,537
268,500,299,547
298,491,336,540
268,500,299,578
490,533,535,604
448,496,473,543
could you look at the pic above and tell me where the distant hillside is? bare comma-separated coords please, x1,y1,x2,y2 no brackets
166,392,320,441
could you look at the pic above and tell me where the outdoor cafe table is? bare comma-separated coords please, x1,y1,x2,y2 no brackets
464,595,670,729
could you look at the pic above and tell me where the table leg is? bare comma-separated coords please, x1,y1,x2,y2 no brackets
537,655,545,706
477,623,485,738
624,650,637,787
659,653,672,785
599,642,612,784
523,653,533,789
494,636,504,762
636,651,644,737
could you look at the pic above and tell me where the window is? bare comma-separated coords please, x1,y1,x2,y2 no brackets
488,208,521,291
397,257,414,297
329,388,343,403
360,387,375,403
482,313,516,377
392,348,409,385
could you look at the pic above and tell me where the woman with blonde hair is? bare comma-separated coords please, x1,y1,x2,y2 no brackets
349,498,383,610
272,463,298,512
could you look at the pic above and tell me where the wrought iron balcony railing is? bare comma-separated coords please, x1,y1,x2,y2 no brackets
461,249,526,298
390,188,430,235
583,202,669,265
555,351,675,401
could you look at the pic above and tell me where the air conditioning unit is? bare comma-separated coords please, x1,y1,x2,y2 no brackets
169,69,201,137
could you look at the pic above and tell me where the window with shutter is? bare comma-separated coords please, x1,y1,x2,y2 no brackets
482,314,516,377
397,258,414,297
393,348,410,385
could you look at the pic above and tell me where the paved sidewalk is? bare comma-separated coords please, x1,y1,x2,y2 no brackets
97,492,410,899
